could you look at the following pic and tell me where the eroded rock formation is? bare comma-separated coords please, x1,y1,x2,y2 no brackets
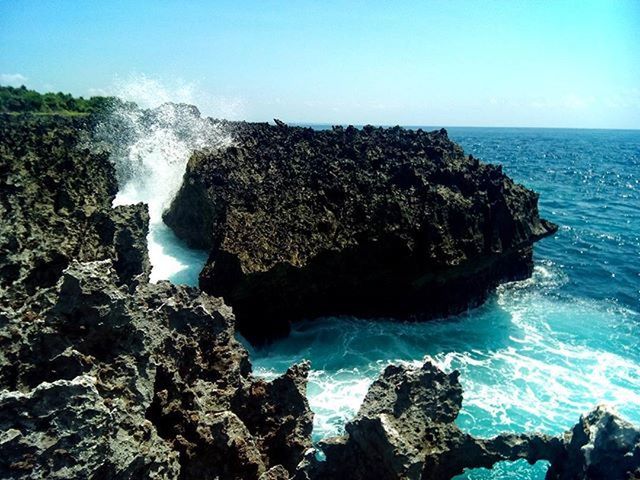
0,115,312,479
0,114,150,314
164,122,557,343
546,405,640,480
0,260,313,479
312,361,563,480
1,112,638,480
291,361,640,480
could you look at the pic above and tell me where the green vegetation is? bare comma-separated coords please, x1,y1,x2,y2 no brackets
0,84,116,115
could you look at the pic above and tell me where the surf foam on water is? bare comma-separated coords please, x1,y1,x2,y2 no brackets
250,260,640,479
94,75,235,284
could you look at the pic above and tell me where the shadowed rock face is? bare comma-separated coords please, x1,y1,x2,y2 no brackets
312,361,563,480
0,114,151,314
164,122,557,343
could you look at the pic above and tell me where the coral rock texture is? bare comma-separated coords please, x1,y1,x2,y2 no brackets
165,122,557,343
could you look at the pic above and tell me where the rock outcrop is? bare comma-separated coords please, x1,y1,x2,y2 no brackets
2,111,638,480
0,259,313,479
164,122,557,343
546,405,640,480
297,361,640,480
0,114,150,314
0,114,312,479
312,361,563,480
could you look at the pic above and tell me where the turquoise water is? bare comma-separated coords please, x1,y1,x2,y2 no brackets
247,128,640,479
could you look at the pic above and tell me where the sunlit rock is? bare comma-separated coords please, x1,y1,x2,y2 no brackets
0,259,313,479
546,405,640,480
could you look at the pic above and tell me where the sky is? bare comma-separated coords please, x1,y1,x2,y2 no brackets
1,0,639,128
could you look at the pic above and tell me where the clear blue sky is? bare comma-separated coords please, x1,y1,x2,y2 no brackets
1,0,639,128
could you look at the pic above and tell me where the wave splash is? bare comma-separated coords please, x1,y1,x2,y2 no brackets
250,261,640,463
94,76,234,284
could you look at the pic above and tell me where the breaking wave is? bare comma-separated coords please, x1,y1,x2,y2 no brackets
94,75,235,283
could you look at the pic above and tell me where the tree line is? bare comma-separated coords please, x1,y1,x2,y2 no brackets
0,85,115,114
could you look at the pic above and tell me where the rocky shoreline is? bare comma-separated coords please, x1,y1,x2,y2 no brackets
164,121,557,343
1,112,638,479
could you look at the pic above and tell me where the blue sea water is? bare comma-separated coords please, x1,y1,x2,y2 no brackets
245,127,640,479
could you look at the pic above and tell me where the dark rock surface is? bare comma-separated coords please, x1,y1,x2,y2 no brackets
0,114,150,314
546,405,640,480
232,362,314,473
164,122,557,343
313,361,563,480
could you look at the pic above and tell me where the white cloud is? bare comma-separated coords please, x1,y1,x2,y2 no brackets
87,87,109,97
526,93,594,110
0,73,27,86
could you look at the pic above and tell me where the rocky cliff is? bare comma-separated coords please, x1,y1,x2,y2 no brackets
164,121,557,343
0,114,312,479
1,112,637,480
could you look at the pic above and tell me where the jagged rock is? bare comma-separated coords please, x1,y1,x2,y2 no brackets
234,362,314,473
0,112,314,480
0,373,179,479
260,465,291,480
316,361,562,480
290,448,321,480
0,260,313,479
0,114,151,313
0,375,115,479
102,203,152,288
174,410,267,480
164,123,557,343
546,405,640,480
3,109,638,480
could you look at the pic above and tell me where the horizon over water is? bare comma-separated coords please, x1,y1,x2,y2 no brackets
111,109,640,479
297,122,640,133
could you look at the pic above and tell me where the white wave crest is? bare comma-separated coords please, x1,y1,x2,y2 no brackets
93,75,235,283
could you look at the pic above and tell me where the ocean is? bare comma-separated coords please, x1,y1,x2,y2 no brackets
114,120,640,479
247,127,640,479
